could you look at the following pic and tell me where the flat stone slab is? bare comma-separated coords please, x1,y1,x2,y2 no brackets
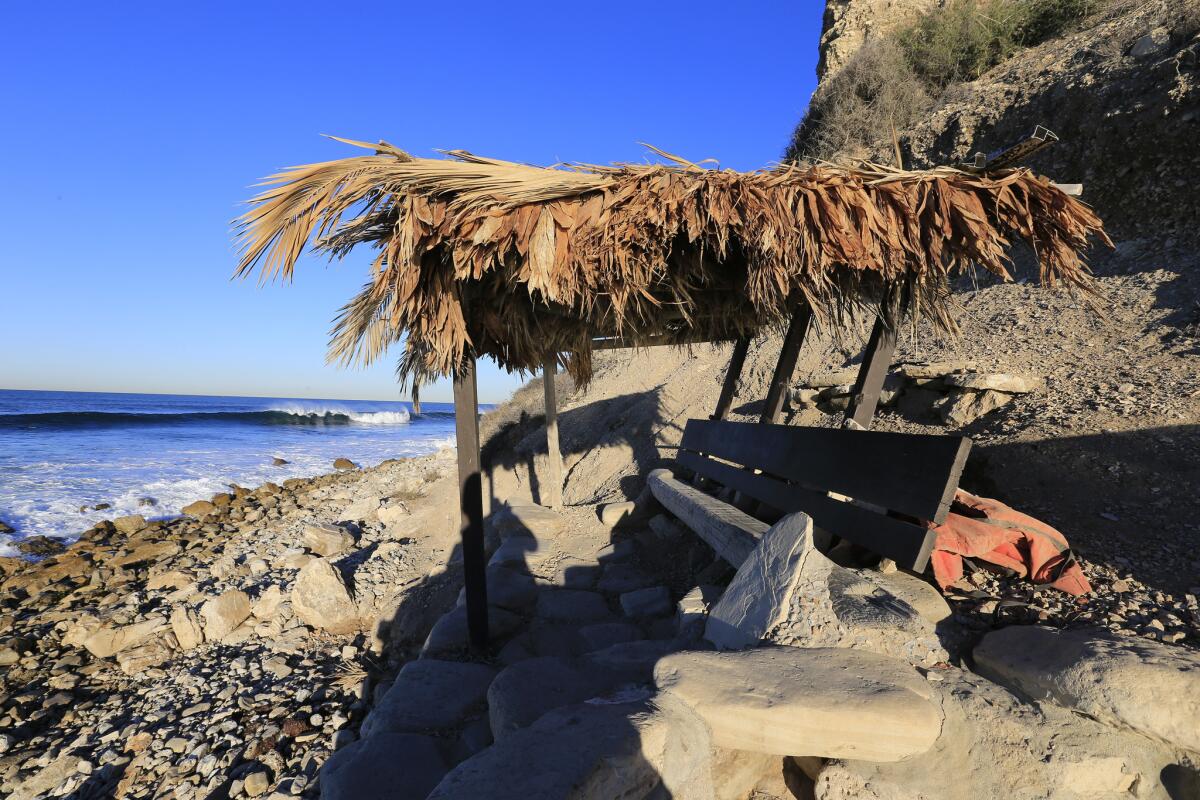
363,659,496,737
487,656,642,739
619,586,672,617
431,701,665,800
654,647,942,761
974,625,1200,754
483,565,538,610
321,732,449,800
705,513,813,650
422,605,523,657
487,537,551,573
943,372,1039,393
578,622,643,653
495,503,566,539
553,558,601,589
596,563,656,594
536,589,611,623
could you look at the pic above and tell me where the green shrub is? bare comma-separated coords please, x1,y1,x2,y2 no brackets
896,0,1097,88
785,0,1102,163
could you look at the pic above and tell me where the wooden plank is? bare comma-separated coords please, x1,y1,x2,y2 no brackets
712,336,751,420
843,316,898,430
452,357,489,648
680,419,970,523
760,306,813,424
647,468,764,567
590,333,738,351
676,451,937,571
542,356,563,509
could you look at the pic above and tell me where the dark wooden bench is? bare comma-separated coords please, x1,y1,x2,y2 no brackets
648,419,971,571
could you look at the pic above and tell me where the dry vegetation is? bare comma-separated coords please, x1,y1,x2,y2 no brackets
234,142,1107,388
785,0,1111,164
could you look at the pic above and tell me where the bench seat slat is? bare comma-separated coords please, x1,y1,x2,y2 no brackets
680,419,969,523
676,450,938,571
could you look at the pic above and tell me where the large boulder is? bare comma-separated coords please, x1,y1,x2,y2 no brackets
814,668,1194,800
487,656,643,740
421,605,522,657
535,589,611,623
429,700,678,800
9,753,82,800
363,659,496,738
432,695,789,800
112,514,147,534
321,732,449,800
493,502,566,539
974,625,1200,754
706,512,951,667
170,605,204,651
181,500,215,517
199,590,252,641
82,616,168,659
302,523,355,557
290,558,359,634
654,646,942,762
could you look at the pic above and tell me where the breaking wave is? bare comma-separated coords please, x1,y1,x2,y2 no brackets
0,406,413,429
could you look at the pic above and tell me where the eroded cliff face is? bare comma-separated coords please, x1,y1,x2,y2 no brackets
817,0,936,81
815,0,1200,241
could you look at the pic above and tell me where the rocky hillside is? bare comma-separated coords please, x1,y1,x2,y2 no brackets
802,0,1200,241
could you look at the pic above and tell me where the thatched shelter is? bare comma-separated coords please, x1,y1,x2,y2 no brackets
235,138,1106,387
234,137,1109,646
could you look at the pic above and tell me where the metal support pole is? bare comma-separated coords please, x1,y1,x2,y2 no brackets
452,356,488,648
712,336,751,421
542,355,563,509
843,315,899,431
760,306,813,425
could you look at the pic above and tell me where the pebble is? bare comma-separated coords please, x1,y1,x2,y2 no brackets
244,770,271,796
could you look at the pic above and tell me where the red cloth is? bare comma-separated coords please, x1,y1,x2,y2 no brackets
928,490,1091,595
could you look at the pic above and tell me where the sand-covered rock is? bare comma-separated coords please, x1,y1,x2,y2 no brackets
975,625,1200,754
302,523,355,557
290,557,358,634
199,589,251,641
654,647,942,762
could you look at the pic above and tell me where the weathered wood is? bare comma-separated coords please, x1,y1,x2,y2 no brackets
843,316,899,430
647,469,764,566
681,419,970,524
761,306,813,424
713,336,751,421
452,357,488,648
590,333,739,351
542,356,563,509
676,451,937,570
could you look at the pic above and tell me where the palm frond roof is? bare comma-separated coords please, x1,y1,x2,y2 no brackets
234,137,1109,386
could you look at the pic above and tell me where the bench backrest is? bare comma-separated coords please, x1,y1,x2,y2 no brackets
675,419,971,571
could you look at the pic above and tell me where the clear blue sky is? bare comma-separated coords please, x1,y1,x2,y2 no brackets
0,1,820,403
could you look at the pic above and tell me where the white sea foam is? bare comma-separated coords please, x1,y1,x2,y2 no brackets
266,404,411,424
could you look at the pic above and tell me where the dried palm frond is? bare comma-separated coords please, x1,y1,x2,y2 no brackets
234,139,1110,386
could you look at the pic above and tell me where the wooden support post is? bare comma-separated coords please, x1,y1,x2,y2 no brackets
843,315,899,431
542,355,563,509
452,356,488,648
760,306,813,425
712,336,751,421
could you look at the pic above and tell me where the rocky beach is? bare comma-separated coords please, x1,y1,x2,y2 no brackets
0,450,469,799
3,0,1200,797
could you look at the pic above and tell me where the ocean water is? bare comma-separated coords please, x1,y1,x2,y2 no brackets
0,389,462,554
